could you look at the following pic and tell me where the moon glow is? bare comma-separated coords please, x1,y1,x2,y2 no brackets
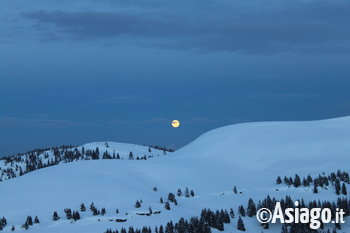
172,120,180,128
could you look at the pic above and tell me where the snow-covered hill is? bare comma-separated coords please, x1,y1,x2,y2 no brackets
0,142,171,182
0,117,349,233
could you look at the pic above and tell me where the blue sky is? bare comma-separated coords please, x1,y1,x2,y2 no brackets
1,0,350,155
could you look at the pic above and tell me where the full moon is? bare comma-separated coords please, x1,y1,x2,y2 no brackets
172,120,180,128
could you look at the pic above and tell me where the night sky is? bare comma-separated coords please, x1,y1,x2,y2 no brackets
1,0,350,155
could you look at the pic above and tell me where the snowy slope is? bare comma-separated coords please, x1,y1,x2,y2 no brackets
0,117,350,233
172,116,350,187
0,142,169,182
78,142,168,159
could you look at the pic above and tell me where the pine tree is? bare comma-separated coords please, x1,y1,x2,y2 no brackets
168,193,176,203
237,216,246,231
341,183,347,195
246,198,257,217
217,219,224,231
80,203,86,212
92,208,100,216
64,208,72,220
53,211,60,221
185,187,190,197
230,208,235,218
238,205,246,216
276,176,282,184
313,183,318,194
90,202,95,211
0,217,7,230
293,174,301,187
26,216,33,226
190,190,195,197
159,225,164,233
335,179,341,195
164,202,171,210
165,221,174,233
177,188,182,197
73,211,80,221
233,186,238,194
135,200,141,208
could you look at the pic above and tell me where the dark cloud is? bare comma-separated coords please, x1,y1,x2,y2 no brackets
2,0,350,155
20,0,350,54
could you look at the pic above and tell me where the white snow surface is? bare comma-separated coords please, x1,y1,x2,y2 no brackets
0,117,350,232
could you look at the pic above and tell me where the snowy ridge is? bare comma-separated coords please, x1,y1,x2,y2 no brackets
174,116,350,177
0,117,349,233
0,142,171,182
